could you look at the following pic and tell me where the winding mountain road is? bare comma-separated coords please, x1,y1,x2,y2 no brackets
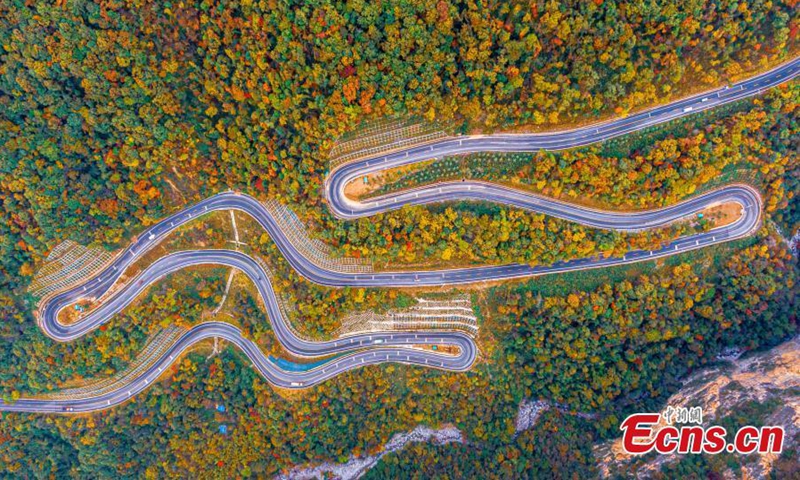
326,58,797,219
2,57,796,413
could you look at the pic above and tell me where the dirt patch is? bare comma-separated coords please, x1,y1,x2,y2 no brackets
344,171,386,199
412,344,460,355
344,163,429,200
700,202,743,228
58,300,100,326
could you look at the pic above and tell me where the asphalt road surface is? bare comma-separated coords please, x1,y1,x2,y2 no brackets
2,57,796,413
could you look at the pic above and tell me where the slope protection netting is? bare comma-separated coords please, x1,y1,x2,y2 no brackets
28,241,114,300
42,326,187,400
328,117,456,170
333,295,478,338
262,199,373,274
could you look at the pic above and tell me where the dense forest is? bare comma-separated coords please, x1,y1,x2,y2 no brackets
1,0,798,477
2,0,797,290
